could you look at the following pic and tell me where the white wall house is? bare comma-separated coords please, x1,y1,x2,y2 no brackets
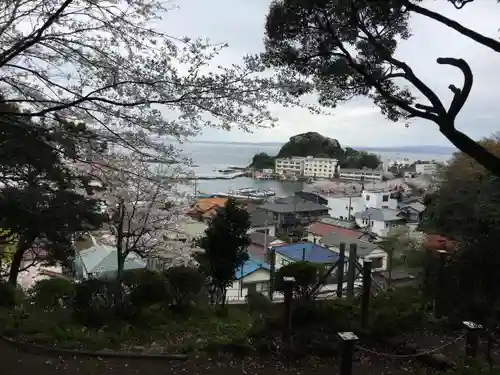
339,169,383,181
303,156,338,179
354,207,406,237
275,157,306,176
325,194,364,220
362,189,398,210
248,210,277,237
415,163,438,176
226,258,271,302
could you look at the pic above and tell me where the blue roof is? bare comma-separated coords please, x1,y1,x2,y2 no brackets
236,257,270,279
274,242,339,264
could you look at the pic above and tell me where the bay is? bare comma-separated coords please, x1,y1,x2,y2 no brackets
177,141,455,196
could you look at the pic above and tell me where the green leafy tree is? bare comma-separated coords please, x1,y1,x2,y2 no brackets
0,101,106,285
196,199,251,306
250,153,275,169
261,0,500,177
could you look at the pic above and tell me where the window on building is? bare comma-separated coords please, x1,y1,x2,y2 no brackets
255,282,270,293
371,221,374,226
365,195,370,201
382,195,389,202
370,257,383,269
385,222,389,228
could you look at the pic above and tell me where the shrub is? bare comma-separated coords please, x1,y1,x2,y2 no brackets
122,269,169,308
275,261,320,298
72,279,117,327
369,287,426,337
163,266,204,307
31,278,75,310
246,289,273,316
0,282,19,307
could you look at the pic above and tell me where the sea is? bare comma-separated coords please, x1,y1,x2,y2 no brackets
176,141,455,197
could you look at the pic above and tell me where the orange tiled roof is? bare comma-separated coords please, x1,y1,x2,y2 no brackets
425,234,457,252
194,197,228,212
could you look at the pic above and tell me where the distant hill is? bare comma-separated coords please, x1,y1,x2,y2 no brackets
250,132,380,170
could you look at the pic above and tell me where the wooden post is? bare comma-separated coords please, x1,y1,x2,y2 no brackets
336,243,346,298
268,247,276,300
361,259,372,329
346,243,357,299
339,332,358,375
435,250,447,318
282,276,295,345
463,321,482,358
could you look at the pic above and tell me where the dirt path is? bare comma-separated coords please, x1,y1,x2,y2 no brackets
0,340,440,375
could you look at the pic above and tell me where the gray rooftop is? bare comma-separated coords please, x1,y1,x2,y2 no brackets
354,207,405,222
320,232,380,257
260,196,329,214
402,202,426,213
249,210,277,227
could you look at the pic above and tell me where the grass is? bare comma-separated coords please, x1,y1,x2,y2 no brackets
0,305,254,353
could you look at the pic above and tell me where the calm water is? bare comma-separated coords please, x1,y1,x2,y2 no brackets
177,141,453,196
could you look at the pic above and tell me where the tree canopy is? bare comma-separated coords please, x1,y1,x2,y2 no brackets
422,136,500,321
196,199,250,305
262,0,500,177
0,100,106,284
0,0,295,169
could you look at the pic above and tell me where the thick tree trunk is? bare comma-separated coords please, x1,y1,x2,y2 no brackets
440,124,500,178
8,237,31,286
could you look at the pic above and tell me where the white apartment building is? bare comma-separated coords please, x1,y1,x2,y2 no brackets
339,168,383,181
303,156,338,179
275,156,337,178
275,157,306,176
415,163,438,176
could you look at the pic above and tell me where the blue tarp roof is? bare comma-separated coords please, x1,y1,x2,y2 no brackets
274,242,339,264
236,257,270,280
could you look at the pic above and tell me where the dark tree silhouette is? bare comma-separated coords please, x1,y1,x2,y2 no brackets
262,0,500,177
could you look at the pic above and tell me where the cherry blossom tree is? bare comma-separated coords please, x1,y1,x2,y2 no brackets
87,152,193,283
0,0,299,166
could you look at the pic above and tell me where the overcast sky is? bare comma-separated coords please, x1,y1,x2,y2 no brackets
164,0,500,147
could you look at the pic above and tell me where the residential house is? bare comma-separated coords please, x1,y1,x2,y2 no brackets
354,207,406,237
400,201,426,223
295,191,328,205
362,188,399,210
273,242,339,269
164,218,208,241
306,221,362,244
74,243,146,280
259,196,329,230
226,257,271,302
319,232,387,271
272,242,340,288
247,232,286,262
247,210,278,237
187,197,228,223
308,188,398,221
